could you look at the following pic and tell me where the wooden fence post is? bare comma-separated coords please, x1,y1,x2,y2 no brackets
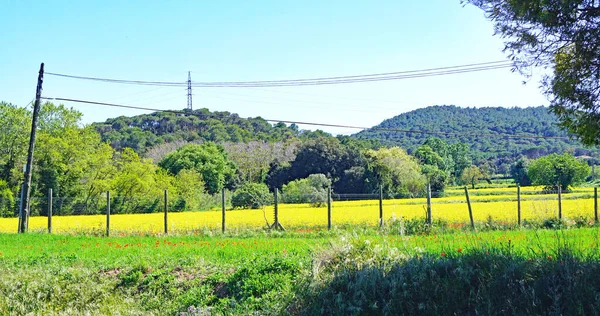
164,189,168,234
106,191,110,237
464,186,475,230
517,185,521,226
270,188,284,231
379,185,383,227
327,186,332,230
426,183,432,225
595,187,598,224
47,188,52,234
221,188,226,233
557,184,562,220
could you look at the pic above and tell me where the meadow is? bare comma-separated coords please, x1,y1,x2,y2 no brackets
3,228,600,314
1,186,597,234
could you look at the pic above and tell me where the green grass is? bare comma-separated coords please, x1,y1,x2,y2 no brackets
3,228,600,314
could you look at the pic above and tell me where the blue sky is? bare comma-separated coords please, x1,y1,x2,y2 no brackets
0,0,548,135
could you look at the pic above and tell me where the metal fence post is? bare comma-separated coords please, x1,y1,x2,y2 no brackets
517,185,521,226
327,186,332,230
379,185,383,227
557,184,562,220
464,186,475,230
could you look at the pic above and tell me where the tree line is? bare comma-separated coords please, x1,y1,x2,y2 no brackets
0,101,593,216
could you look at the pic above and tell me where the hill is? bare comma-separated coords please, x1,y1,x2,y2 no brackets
353,105,599,160
93,108,305,153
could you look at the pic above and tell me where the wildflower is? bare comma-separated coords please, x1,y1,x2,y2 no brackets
441,252,446,257
457,248,463,253
547,255,552,260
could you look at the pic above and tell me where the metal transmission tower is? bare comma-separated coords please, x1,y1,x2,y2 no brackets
187,71,192,110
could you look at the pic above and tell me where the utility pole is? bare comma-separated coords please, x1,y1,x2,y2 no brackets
20,63,44,233
187,71,192,110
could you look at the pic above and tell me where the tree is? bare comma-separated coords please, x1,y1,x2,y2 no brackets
158,143,236,194
511,158,532,186
281,174,332,207
461,165,483,189
231,182,272,209
0,102,30,188
528,153,590,190
365,147,426,196
465,0,600,145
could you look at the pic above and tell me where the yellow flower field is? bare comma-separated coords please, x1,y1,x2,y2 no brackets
0,190,597,234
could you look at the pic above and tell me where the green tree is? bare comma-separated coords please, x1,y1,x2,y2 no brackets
511,158,532,186
365,147,425,196
528,153,590,190
158,143,236,194
465,0,600,145
0,102,30,188
231,182,272,209
281,174,332,207
460,165,483,189
172,169,208,212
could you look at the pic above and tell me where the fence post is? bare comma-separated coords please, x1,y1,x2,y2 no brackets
164,189,168,235
379,185,383,227
47,188,52,234
221,188,226,233
595,187,598,224
18,184,24,233
464,186,475,230
270,188,285,231
106,191,110,237
557,184,562,220
426,183,432,225
327,186,332,230
517,185,521,226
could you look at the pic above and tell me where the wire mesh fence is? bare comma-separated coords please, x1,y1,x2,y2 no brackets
0,186,598,234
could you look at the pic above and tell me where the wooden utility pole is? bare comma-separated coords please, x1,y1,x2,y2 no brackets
20,63,44,233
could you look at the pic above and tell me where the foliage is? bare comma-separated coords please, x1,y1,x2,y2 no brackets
172,169,209,212
0,102,30,188
511,157,532,186
94,108,302,153
460,165,483,189
222,140,299,184
465,0,600,146
231,182,272,209
0,180,14,218
281,174,331,207
364,147,425,196
353,105,595,161
159,143,236,194
528,153,590,190
267,137,365,194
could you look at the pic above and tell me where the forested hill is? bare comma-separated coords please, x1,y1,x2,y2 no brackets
353,105,599,160
93,108,306,153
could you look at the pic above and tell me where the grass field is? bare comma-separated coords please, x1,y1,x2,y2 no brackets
1,186,597,234
3,228,600,314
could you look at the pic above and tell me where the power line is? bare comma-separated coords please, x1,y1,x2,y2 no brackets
45,61,513,88
41,96,572,140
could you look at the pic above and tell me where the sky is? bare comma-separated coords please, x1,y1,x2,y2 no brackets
0,0,549,135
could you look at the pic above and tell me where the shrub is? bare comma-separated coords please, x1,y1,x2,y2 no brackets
281,174,331,207
231,183,272,209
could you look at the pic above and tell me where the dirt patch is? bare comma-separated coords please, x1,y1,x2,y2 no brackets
99,268,122,278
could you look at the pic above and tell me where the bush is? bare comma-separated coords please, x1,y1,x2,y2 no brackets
281,174,331,207
231,183,272,209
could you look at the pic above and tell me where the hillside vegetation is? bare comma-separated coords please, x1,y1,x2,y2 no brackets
353,105,599,160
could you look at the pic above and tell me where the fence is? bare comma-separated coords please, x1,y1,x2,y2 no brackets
0,185,598,234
